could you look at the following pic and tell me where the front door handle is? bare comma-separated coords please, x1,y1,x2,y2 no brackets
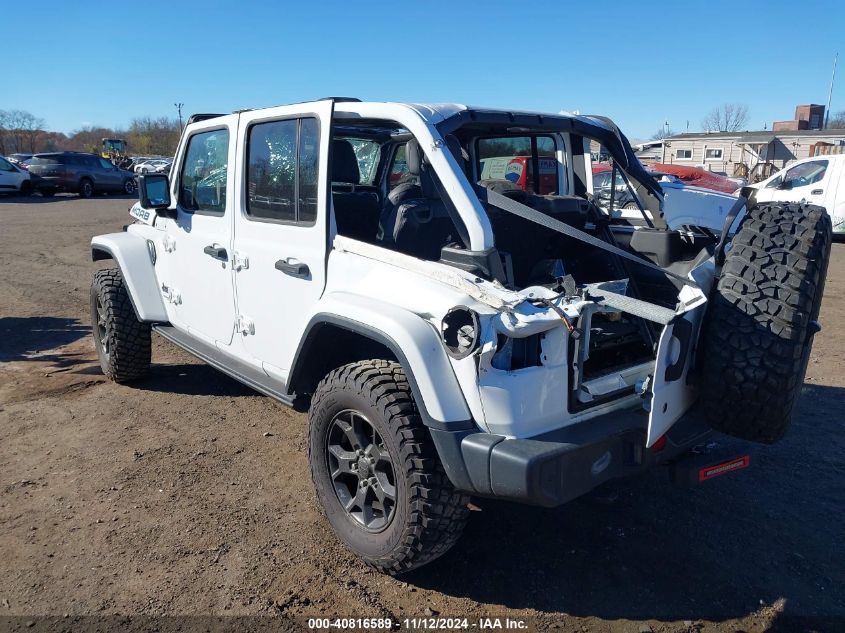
275,258,310,278
811,189,823,195
203,245,228,260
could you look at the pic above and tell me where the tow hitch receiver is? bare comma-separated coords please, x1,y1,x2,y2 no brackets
671,452,751,486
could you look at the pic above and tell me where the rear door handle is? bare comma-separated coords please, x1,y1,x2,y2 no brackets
811,189,823,195
275,258,310,278
203,245,228,260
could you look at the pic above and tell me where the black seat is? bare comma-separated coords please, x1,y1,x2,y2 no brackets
381,137,469,260
331,139,380,241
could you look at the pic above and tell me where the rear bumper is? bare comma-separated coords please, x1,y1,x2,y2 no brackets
430,407,712,507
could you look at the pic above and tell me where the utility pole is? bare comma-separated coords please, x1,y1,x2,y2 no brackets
824,53,837,128
174,102,184,130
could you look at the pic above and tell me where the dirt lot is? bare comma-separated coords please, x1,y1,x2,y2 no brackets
0,195,843,633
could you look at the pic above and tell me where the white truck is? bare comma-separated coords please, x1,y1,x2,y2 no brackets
90,100,831,574
743,153,845,237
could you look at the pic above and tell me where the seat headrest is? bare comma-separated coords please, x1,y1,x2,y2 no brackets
405,139,421,176
331,139,360,184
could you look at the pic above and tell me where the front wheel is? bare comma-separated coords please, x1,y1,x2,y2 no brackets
308,360,470,575
90,268,151,383
79,178,94,198
20,180,32,196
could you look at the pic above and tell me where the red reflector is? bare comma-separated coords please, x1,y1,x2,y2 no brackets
698,456,750,482
651,435,667,452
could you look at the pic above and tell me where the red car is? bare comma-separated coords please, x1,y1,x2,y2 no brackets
647,163,739,194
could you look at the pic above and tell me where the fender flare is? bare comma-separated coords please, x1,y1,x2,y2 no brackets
290,293,475,432
90,232,168,323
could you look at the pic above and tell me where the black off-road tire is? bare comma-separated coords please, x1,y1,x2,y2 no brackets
699,202,832,443
90,268,151,383
79,178,94,198
308,360,470,575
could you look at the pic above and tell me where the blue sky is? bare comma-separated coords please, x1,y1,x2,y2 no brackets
5,0,843,140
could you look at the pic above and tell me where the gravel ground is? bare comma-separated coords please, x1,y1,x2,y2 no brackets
0,195,843,633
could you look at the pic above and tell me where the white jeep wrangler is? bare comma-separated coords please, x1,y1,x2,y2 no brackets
90,99,831,574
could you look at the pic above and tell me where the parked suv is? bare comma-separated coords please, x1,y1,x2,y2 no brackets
90,100,831,574
29,151,137,197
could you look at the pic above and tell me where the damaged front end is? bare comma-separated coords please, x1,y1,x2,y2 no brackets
461,259,712,444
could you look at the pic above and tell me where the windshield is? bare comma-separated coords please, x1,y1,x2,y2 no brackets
342,138,381,185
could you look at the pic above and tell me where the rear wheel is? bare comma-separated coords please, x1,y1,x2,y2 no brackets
79,178,94,198
90,268,151,383
308,360,470,574
123,178,137,195
20,180,32,196
699,202,831,443
622,201,639,210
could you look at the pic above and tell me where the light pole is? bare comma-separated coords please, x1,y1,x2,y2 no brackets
174,102,184,130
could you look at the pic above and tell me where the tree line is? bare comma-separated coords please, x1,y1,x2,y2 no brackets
0,109,182,157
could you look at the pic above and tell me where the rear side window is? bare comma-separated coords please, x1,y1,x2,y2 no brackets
179,129,230,215
477,135,559,195
31,156,63,166
246,117,320,225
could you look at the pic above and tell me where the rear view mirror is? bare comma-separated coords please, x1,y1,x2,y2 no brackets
139,174,172,212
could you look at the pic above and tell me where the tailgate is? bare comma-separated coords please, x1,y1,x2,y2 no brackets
646,301,707,447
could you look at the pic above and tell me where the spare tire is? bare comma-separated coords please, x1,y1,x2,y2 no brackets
699,202,832,443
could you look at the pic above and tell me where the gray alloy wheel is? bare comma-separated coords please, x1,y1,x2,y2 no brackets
326,408,397,532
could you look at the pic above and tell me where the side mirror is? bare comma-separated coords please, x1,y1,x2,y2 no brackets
139,173,173,214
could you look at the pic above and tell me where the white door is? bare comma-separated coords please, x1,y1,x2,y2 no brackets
0,157,23,192
232,101,334,382
830,160,845,234
756,157,832,207
164,117,238,345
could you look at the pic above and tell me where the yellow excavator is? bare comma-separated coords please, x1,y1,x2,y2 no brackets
101,138,132,169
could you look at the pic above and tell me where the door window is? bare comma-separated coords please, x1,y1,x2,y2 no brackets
246,117,320,225
782,160,828,190
179,129,230,214
0,157,14,171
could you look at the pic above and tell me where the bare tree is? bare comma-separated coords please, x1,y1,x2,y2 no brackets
650,127,674,140
0,110,46,153
828,110,845,129
701,103,750,132
0,110,8,155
